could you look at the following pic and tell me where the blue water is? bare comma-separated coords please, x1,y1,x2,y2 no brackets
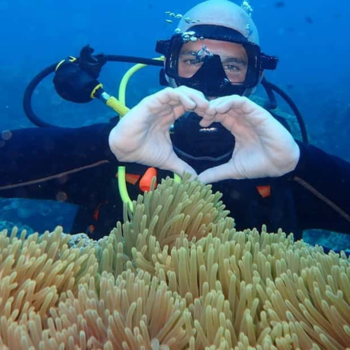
1,0,349,152
0,0,349,249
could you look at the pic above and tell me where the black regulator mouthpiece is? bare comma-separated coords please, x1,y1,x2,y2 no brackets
53,45,107,103
79,45,107,78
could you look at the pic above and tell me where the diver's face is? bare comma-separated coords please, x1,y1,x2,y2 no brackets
178,39,248,85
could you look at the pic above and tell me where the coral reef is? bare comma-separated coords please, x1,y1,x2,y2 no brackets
0,177,350,349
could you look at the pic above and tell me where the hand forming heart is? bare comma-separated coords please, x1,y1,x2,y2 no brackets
198,95,300,183
109,87,300,183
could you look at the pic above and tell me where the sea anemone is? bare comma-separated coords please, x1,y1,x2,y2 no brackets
0,176,349,349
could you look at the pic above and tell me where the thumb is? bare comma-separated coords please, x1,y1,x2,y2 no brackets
198,163,237,184
163,154,198,179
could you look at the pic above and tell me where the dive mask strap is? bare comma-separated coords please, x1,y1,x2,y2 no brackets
260,53,278,70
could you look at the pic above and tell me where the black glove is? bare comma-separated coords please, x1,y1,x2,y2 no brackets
53,45,107,103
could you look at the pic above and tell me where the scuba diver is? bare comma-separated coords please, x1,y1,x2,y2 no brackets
0,0,350,247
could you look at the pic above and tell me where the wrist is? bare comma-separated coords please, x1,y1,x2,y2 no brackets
285,141,308,179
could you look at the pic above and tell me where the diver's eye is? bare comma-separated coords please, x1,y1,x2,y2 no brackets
223,64,241,73
182,59,202,66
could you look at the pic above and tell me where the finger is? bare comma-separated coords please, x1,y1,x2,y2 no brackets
198,163,240,184
199,99,231,126
217,96,263,116
200,96,231,121
197,104,217,127
199,118,214,127
214,95,245,114
160,88,198,110
196,101,218,126
157,87,207,111
176,86,210,110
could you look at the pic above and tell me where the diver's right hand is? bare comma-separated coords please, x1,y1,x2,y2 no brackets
108,86,210,176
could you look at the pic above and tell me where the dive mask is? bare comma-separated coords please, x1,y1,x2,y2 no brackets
156,25,278,97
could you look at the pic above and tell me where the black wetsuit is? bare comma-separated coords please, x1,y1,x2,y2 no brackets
1,118,350,241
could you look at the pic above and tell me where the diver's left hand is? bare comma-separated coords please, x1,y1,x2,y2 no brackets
198,95,300,183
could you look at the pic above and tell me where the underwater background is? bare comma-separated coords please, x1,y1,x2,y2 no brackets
0,0,349,249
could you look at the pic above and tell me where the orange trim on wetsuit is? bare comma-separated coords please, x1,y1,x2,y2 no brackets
256,185,271,198
139,167,157,192
115,168,157,192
